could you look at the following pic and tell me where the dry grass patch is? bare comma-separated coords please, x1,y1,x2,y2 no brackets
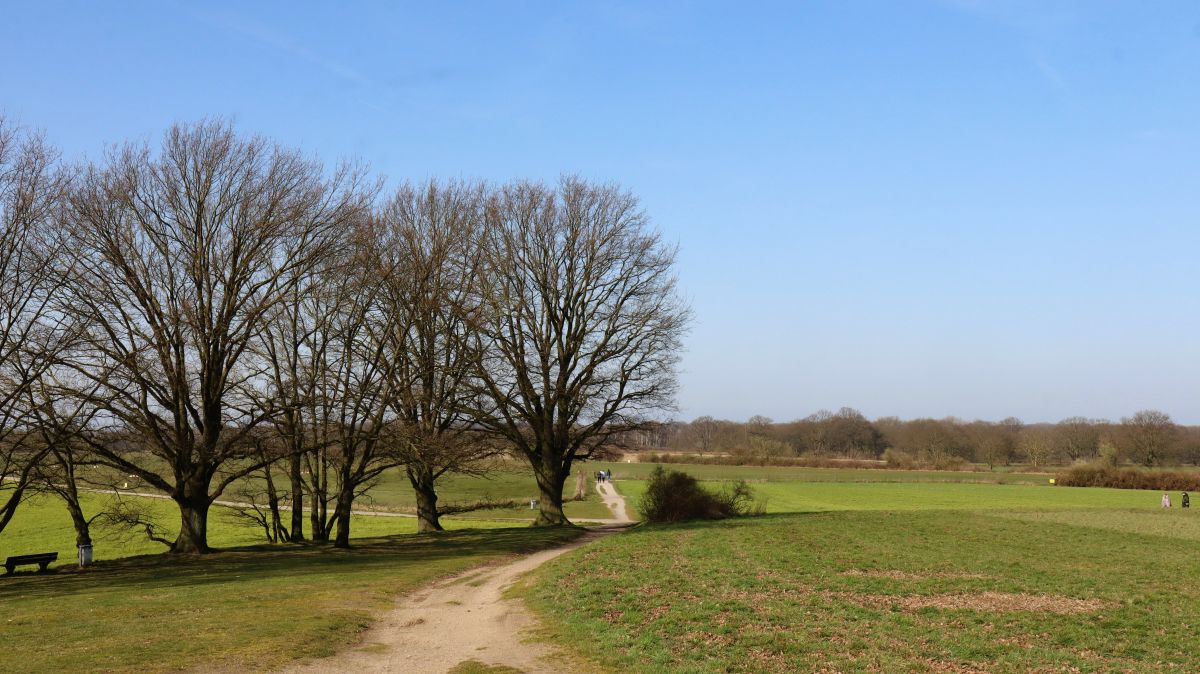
826,590,1107,614
840,569,990,581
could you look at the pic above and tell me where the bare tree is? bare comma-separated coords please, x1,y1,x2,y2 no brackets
1019,425,1056,468
56,120,370,553
691,415,718,455
1120,410,1177,467
317,234,404,549
27,372,109,549
376,180,500,533
0,118,71,536
470,177,689,525
973,416,1022,469
1053,416,1100,463
257,260,343,542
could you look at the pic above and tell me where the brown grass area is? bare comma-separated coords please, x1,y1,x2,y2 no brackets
825,590,1106,614
840,569,991,581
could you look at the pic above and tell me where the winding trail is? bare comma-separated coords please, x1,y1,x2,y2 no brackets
596,479,632,523
280,480,634,674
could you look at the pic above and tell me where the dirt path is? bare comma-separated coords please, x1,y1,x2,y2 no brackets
597,480,632,523
280,486,635,674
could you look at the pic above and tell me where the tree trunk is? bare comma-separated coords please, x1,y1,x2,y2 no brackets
532,457,570,526
288,451,305,541
308,452,329,542
62,489,92,547
262,465,286,543
408,465,443,533
573,471,587,501
332,485,354,548
309,488,326,541
172,496,211,553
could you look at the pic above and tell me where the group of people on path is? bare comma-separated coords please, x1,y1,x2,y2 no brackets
1161,491,1190,508
596,469,613,483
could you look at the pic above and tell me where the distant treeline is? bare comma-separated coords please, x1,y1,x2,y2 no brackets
623,409,1200,469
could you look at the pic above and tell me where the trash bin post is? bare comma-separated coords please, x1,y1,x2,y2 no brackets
77,544,93,568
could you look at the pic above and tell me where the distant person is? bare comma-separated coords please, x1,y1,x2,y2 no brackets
1161,492,1171,508
1183,492,1190,509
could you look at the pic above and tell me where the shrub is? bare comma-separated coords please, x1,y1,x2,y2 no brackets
1054,464,1200,491
881,448,914,469
638,467,762,523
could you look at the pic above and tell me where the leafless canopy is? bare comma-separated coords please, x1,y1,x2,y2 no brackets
57,119,372,552
0,117,71,535
375,179,500,532
470,176,690,524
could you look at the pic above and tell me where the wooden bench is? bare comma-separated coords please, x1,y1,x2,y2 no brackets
4,552,58,574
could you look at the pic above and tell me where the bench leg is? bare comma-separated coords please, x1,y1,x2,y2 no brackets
38,562,50,572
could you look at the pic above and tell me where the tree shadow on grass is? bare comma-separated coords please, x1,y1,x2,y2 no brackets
0,525,585,601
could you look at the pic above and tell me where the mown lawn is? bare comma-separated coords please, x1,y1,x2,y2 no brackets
1,522,584,673
527,482,1200,673
0,492,524,564
345,464,615,520
614,479,1167,516
1,463,617,566
606,462,1051,484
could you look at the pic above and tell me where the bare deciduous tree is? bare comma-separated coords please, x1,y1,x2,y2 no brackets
57,120,370,553
376,180,501,533
1120,410,1177,467
0,118,70,536
258,260,344,542
317,235,404,549
1053,416,1100,463
1019,425,1055,468
470,177,689,525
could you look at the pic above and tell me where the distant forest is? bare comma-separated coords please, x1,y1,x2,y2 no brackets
627,409,1199,468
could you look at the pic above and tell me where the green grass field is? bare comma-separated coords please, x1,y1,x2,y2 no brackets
0,514,583,673
606,462,1051,484
527,472,1200,673
615,479,1167,516
0,492,528,564
342,463,615,520
0,462,616,566
6,462,1193,673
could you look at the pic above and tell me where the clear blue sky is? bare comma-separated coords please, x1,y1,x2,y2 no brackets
4,1,1200,424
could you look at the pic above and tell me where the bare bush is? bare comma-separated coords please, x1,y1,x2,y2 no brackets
638,466,761,523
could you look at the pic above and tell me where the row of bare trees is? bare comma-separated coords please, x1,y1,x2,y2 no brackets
657,409,1199,468
0,117,688,553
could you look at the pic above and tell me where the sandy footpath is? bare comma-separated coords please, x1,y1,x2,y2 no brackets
279,481,633,674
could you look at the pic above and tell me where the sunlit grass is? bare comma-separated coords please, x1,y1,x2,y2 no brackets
1,521,583,673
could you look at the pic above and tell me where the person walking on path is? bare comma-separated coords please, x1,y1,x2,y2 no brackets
1183,492,1190,509
1161,492,1172,508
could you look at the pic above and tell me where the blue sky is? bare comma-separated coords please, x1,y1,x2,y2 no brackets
4,1,1200,423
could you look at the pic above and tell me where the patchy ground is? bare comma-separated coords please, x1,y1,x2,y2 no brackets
281,481,633,674
524,506,1200,673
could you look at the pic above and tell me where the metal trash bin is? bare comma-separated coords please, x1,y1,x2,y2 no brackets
78,544,93,568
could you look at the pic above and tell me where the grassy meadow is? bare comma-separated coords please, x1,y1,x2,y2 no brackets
4,460,1194,673
0,462,615,566
0,524,583,673
605,462,1052,485
0,491,528,564
0,463,618,673
523,464,1200,673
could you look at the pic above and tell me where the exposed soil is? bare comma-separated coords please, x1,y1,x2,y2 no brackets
278,482,633,674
